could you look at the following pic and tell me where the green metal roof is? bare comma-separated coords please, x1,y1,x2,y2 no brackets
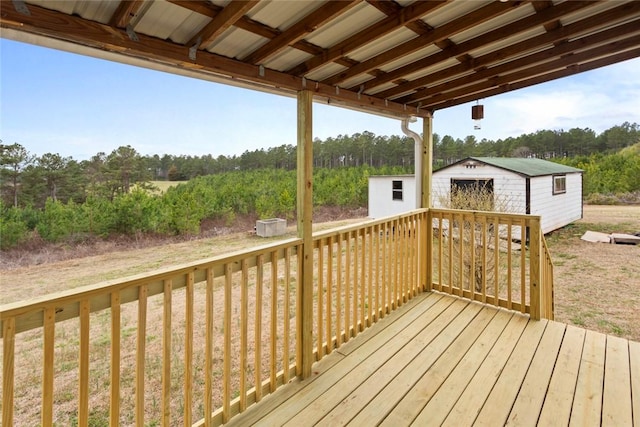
461,157,583,177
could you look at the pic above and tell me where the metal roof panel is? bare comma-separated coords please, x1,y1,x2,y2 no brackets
305,2,386,48
135,1,192,40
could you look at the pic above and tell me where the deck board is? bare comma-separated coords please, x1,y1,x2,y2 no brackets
225,292,638,427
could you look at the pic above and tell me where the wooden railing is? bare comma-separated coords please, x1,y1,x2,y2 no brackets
1,209,554,425
0,210,428,426
428,208,554,320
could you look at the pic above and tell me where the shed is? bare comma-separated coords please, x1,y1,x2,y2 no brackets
368,175,417,219
369,157,583,234
432,157,583,234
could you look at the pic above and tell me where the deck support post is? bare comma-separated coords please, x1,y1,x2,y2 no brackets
529,218,542,320
423,114,433,291
296,89,314,379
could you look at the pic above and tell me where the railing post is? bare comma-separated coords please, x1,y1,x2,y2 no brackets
425,209,432,291
529,217,542,320
296,89,314,379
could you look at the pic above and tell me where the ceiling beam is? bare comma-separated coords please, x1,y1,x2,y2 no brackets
171,0,358,69
400,20,640,105
413,35,640,108
0,2,426,119
187,0,259,49
109,0,146,28
243,0,359,64
286,0,449,76
357,0,596,95
426,48,640,111
321,0,524,87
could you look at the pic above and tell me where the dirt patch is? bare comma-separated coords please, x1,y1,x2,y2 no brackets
547,204,640,341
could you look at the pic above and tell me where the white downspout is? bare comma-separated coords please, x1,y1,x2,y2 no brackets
401,116,423,209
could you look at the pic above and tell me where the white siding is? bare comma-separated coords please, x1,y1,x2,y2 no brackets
432,164,527,214
530,173,583,234
368,175,416,218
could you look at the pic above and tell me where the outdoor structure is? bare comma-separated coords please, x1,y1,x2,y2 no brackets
432,157,584,234
2,1,640,426
368,174,417,219
369,157,583,234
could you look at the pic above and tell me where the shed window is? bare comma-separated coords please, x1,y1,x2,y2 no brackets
392,180,403,201
553,175,566,195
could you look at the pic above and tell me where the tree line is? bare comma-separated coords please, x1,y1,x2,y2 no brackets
2,122,637,210
1,122,638,249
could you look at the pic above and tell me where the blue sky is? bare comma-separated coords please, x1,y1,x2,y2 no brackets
1,38,639,161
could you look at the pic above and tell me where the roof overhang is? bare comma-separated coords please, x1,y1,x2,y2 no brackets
2,0,640,119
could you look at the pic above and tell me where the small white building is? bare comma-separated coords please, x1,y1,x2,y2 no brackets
368,157,583,234
368,175,417,219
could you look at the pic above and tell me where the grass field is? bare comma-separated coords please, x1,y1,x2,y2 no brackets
1,205,638,339
1,205,638,425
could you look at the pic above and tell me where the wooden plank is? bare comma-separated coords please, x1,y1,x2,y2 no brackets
2,317,15,427
225,293,442,427
282,299,470,426
254,258,263,404
629,340,640,427
602,335,633,426
529,219,541,320
375,307,506,427
109,292,121,426
223,263,233,422
205,268,215,426
79,299,91,427
297,89,314,378
283,247,291,383
270,251,278,391
367,227,373,326
184,272,194,426
428,312,529,426
337,292,441,357
538,325,586,426
472,318,548,426
505,320,566,426
240,260,249,411
326,236,333,354
257,295,455,426
162,280,172,427
336,234,343,347
345,231,351,342
321,302,485,426
569,329,606,427
317,238,324,358
42,306,55,426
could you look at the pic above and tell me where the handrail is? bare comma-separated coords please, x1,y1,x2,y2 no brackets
1,210,429,426
0,208,553,426
429,208,553,320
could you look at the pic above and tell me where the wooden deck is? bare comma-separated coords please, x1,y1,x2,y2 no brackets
226,292,640,427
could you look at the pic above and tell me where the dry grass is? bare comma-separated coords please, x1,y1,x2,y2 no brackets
1,205,638,425
547,205,640,341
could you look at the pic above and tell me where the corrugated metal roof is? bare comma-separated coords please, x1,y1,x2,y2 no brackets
2,0,639,119
464,157,583,177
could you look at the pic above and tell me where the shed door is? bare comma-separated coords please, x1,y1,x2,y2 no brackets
450,179,494,210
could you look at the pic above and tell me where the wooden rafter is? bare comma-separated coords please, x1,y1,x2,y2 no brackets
416,35,640,109
243,0,359,64
0,2,426,118
401,20,640,103
2,0,639,116
367,0,599,98
170,0,358,69
321,0,523,86
109,0,146,28
187,0,259,49
427,47,640,111
286,0,449,77
402,21,640,106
